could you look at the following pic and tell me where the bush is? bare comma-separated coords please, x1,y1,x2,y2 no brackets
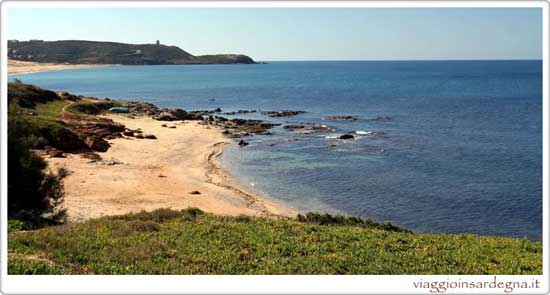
8,82,59,108
8,113,66,226
296,212,410,233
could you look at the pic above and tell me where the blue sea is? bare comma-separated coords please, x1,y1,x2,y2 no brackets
10,60,543,240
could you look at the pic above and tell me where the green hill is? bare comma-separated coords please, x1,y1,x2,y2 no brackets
8,208,542,275
8,40,255,65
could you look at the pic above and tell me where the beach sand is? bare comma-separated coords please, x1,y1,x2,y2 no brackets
8,59,114,74
46,115,295,222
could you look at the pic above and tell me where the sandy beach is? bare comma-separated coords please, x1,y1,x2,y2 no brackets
46,115,295,222
8,59,114,74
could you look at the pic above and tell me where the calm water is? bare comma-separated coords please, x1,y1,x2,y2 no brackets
10,60,543,240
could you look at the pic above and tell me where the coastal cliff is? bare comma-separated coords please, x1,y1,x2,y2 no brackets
8,40,256,65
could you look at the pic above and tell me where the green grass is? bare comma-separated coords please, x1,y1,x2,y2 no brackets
34,100,70,120
8,208,542,275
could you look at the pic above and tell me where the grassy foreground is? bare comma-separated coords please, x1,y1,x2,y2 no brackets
9,208,541,275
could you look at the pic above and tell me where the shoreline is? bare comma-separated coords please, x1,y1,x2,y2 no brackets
46,114,295,222
8,59,116,75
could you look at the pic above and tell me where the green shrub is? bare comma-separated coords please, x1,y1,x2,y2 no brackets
8,82,60,108
8,110,66,226
296,212,410,233
67,101,119,115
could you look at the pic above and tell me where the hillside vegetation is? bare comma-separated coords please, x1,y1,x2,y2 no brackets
8,208,542,275
8,40,255,65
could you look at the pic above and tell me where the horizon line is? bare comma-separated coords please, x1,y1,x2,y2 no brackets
259,58,542,62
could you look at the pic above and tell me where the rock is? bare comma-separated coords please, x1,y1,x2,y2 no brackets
238,140,249,146
367,116,392,122
171,108,190,120
77,121,126,139
135,134,144,139
283,124,306,129
283,123,333,134
143,134,157,139
154,112,177,121
46,127,85,150
126,128,142,134
169,126,176,129
122,131,134,136
214,108,222,112
223,109,257,115
80,152,101,161
104,159,123,165
45,146,64,158
84,136,110,152
124,100,161,116
261,110,306,117
326,115,358,121
158,174,167,178
161,124,168,127
338,134,355,140
189,190,201,195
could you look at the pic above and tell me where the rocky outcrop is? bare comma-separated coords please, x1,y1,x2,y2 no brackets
44,127,85,151
325,115,358,121
153,108,203,121
283,123,334,134
367,116,392,122
124,101,161,116
223,110,257,115
261,110,306,117
338,134,355,140
84,136,110,152
202,115,279,138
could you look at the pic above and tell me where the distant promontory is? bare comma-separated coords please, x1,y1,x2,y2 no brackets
7,39,256,65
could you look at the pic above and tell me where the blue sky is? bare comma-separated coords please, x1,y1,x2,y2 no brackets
7,8,542,61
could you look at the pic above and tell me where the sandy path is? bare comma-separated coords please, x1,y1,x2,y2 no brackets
46,115,295,222
8,59,115,75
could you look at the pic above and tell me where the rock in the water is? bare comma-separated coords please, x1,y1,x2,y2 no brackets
338,134,355,140
326,115,358,121
143,134,157,139
261,110,306,117
283,124,306,129
84,136,110,152
367,116,393,122
238,140,249,146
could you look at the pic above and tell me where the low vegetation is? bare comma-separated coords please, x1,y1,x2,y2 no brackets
8,100,67,227
8,208,542,275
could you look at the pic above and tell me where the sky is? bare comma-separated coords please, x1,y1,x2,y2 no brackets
7,7,543,61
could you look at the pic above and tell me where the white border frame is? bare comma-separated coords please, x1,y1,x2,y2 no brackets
0,1,548,294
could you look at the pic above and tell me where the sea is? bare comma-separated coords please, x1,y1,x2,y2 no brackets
10,60,543,240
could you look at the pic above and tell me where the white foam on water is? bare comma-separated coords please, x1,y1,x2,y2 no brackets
355,130,372,135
